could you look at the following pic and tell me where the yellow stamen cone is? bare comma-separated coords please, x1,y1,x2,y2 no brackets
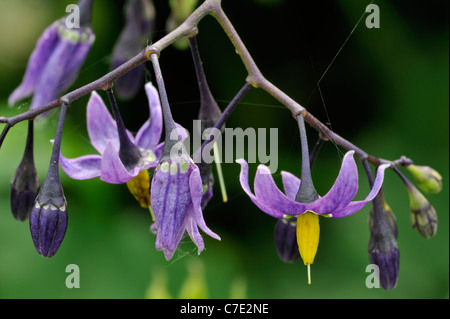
296,211,320,284
126,169,151,209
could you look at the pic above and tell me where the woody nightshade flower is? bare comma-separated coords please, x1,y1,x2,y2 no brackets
237,113,389,284
57,82,162,184
8,0,95,111
29,104,69,258
149,53,220,260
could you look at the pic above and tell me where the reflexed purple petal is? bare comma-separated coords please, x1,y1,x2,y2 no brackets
87,92,120,154
331,164,390,218
135,82,163,150
185,208,205,254
189,166,220,241
236,159,285,219
254,164,308,215
100,141,137,184
281,171,301,201
8,21,60,106
309,151,358,215
59,153,101,180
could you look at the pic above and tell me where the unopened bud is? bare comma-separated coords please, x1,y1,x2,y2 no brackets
406,164,442,194
407,185,438,238
30,198,68,258
10,161,40,221
369,190,398,238
274,217,300,263
10,122,40,221
368,240,399,290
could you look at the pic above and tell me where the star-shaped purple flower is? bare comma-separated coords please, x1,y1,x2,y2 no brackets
237,151,389,219
58,82,163,184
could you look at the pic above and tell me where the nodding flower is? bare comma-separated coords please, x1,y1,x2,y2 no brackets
237,113,389,284
9,0,95,111
58,82,163,184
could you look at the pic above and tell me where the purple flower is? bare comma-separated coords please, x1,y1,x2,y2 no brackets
151,152,221,260
237,151,389,219
9,0,95,110
58,82,163,184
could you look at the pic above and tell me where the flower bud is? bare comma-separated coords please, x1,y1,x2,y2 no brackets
10,121,40,221
368,239,399,290
368,195,399,290
29,104,69,258
274,217,300,263
369,190,398,238
10,160,40,221
112,0,155,99
406,164,442,194
407,185,438,238
29,199,68,258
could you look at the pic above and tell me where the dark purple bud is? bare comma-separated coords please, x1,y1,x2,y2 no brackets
10,121,40,221
29,199,68,258
369,240,399,290
368,192,399,290
274,218,300,263
112,0,155,99
369,189,398,238
29,104,69,258
10,163,40,222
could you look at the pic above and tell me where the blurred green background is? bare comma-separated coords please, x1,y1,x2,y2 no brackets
0,0,448,299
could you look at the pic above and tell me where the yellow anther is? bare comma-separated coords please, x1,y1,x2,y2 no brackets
296,211,320,284
126,170,151,209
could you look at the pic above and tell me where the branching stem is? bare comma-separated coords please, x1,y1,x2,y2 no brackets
0,0,412,172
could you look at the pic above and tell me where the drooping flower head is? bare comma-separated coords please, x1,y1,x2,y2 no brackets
151,146,220,260
9,0,95,110
149,53,220,260
58,82,163,184
237,113,389,283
